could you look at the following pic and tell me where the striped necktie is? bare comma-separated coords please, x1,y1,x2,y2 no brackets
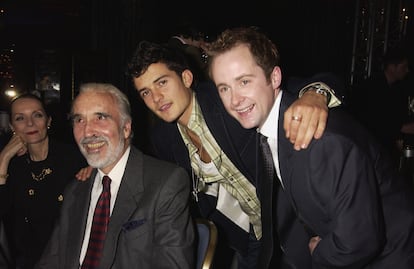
81,175,111,269
259,134,276,181
258,134,281,266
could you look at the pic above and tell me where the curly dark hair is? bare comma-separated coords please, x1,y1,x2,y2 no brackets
127,41,191,79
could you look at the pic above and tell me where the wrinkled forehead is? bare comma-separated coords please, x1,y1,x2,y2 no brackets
73,91,116,113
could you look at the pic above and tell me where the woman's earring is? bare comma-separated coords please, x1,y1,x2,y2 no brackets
47,126,51,130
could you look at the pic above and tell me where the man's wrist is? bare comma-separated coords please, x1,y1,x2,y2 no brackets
299,82,341,108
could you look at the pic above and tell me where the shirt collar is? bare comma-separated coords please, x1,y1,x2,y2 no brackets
258,91,283,140
97,145,130,184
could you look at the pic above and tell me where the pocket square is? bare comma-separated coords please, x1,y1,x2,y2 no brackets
122,219,146,232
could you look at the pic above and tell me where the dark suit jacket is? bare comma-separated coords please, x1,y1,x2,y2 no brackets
150,78,345,268
35,146,195,269
276,91,414,268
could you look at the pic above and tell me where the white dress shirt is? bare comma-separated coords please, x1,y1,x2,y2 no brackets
79,146,130,265
258,91,284,188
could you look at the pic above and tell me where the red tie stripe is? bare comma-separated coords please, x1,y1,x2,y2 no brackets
81,175,111,269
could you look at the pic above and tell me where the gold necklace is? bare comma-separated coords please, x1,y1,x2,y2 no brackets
31,168,53,182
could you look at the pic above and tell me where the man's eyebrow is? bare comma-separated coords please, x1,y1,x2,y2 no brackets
69,113,80,120
137,87,148,94
215,82,228,89
137,74,170,93
95,112,112,118
153,74,169,83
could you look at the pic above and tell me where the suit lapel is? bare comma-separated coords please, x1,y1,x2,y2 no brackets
171,136,191,171
100,147,144,267
278,93,295,192
65,171,97,267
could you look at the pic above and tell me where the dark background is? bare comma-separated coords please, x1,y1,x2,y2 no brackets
0,0,413,149
0,0,359,87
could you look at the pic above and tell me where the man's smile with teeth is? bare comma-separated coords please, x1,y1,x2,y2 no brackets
86,141,105,149
236,104,254,114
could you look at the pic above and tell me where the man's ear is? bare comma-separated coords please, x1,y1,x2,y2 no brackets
182,69,194,88
271,66,282,89
123,120,132,139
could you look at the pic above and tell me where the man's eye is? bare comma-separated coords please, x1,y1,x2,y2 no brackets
97,114,107,120
159,79,167,86
219,87,228,93
140,90,149,98
71,116,82,124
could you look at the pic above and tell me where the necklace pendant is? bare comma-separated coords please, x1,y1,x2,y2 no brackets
192,189,199,202
197,180,206,192
192,178,207,202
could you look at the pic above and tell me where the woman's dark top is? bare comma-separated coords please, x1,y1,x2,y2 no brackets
0,138,87,269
